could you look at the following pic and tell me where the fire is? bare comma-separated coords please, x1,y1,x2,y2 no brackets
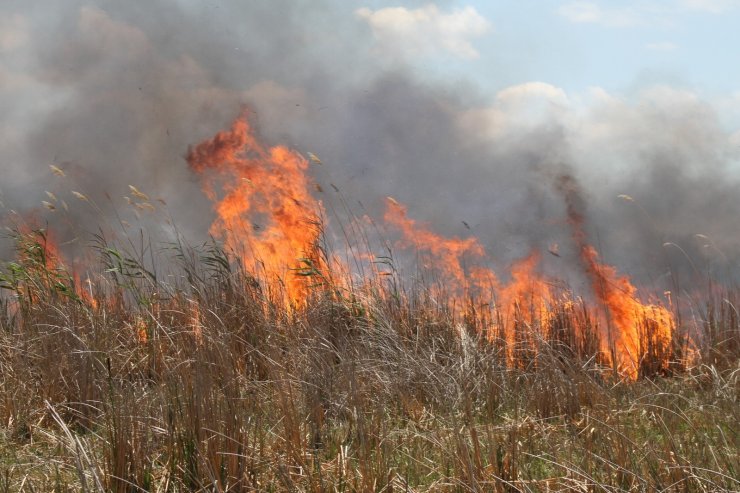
185,114,675,378
583,245,673,377
384,197,554,355
0,113,680,378
498,251,552,323
558,175,673,378
73,269,99,310
10,224,99,308
186,112,326,304
384,197,490,299
130,316,148,344
188,299,204,345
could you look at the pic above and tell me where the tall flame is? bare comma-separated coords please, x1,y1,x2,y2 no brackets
184,115,675,378
384,197,490,298
12,224,99,308
558,175,673,378
186,112,325,303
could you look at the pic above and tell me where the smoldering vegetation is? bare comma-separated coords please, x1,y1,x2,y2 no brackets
1,2,739,491
0,226,737,491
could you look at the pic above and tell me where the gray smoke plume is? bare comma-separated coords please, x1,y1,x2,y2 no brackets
1,1,739,293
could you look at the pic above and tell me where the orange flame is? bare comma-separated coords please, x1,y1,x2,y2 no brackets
186,115,675,379
384,197,490,298
559,175,673,378
579,244,673,378
499,250,552,320
73,269,99,309
12,224,100,308
131,316,148,344
188,299,204,345
383,198,553,341
186,112,325,304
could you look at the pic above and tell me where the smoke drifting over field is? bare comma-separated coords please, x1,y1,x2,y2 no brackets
1,1,739,288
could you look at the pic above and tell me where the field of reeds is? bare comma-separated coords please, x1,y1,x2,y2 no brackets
0,221,737,492
0,117,737,492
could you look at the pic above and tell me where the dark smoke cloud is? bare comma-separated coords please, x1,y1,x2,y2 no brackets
1,0,359,247
1,1,739,292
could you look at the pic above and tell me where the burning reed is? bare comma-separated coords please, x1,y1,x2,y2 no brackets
185,114,679,379
0,113,737,491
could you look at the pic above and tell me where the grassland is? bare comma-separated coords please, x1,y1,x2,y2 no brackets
0,227,737,492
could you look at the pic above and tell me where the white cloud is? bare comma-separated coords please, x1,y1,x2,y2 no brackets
459,83,739,175
681,0,739,12
557,2,601,23
458,82,571,139
557,2,642,27
646,41,678,51
356,4,491,59
558,0,738,27
495,82,570,108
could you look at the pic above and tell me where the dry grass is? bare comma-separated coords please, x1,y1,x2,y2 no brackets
0,228,737,492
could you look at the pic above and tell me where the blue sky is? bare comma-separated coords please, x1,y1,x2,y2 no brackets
355,1,740,101
479,1,739,96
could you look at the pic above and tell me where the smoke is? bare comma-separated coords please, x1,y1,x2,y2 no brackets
1,1,739,291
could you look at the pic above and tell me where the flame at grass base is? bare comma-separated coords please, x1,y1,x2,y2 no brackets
184,113,675,379
186,112,326,304
559,175,674,378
